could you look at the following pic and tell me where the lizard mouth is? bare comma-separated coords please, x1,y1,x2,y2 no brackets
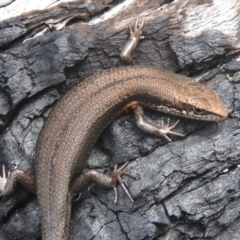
154,105,228,121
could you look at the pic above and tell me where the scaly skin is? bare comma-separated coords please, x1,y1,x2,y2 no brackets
0,18,228,240
34,65,228,239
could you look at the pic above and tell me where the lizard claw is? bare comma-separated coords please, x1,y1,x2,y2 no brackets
0,165,9,196
128,18,145,39
111,161,137,203
158,118,185,142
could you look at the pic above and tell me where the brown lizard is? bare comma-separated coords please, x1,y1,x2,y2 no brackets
0,19,228,240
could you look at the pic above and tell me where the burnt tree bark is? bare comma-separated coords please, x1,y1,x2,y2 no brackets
0,0,239,239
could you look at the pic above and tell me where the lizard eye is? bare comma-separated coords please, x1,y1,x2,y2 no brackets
193,107,203,115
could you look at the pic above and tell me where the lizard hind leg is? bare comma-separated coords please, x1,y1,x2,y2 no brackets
0,165,35,197
70,161,137,203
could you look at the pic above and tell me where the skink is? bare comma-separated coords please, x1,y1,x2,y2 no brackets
0,19,228,240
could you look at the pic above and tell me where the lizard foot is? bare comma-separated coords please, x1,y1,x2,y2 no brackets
111,161,137,203
0,165,10,196
128,17,145,40
158,118,185,142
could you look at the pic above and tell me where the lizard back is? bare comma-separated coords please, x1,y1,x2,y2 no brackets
35,65,227,239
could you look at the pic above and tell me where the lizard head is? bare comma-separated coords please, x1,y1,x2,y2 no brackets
151,80,228,121
167,81,229,121
180,82,228,121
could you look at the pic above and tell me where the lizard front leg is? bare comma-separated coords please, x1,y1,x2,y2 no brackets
120,18,145,64
134,105,185,142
